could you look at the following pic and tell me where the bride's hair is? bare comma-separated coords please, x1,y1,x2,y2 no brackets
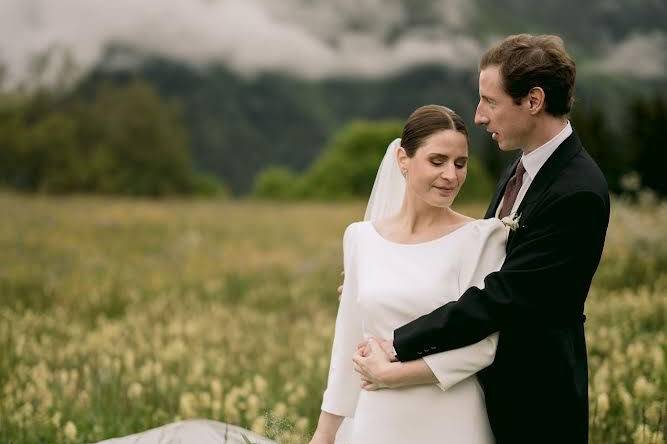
401,105,469,157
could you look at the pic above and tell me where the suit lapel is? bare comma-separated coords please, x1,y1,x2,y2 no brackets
506,131,583,249
514,131,583,220
484,130,583,223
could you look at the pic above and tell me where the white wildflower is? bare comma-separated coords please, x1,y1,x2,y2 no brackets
127,382,143,400
63,421,77,441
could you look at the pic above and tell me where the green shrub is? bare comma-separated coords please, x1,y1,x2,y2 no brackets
252,167,304,200
0,80,229,197
252,119,494,203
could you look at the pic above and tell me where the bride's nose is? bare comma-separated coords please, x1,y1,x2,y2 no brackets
440,163,457,181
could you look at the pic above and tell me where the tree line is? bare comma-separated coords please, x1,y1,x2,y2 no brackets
0,79,226,197
1,74,664,200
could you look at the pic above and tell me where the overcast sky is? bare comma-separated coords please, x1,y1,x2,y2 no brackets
1,0,664,88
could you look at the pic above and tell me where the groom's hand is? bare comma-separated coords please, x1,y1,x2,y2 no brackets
337,271,344,300
376,338,399,362
357,341,370,357
353,339,395,390
356,338,397,361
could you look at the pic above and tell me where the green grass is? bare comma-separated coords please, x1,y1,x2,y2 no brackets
0,192,664,443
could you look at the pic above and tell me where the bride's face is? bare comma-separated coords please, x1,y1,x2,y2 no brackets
400,129,468,208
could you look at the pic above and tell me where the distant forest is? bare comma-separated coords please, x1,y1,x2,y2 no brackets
1,50,666,198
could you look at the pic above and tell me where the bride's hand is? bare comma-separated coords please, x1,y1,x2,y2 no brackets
337,271,344,300
353,338,397,390
356,340,371,357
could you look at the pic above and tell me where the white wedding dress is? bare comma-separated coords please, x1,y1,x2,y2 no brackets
322,218,507,444
96,420,276,444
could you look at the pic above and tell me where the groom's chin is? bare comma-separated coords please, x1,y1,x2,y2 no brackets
496,141,519,152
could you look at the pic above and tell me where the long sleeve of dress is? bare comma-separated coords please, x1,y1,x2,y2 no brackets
421,220,507,391
321,223,364,417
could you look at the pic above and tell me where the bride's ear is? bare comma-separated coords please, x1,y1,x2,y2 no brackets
397,146,409,174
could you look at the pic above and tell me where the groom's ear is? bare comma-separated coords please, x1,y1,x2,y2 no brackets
526,86,546,115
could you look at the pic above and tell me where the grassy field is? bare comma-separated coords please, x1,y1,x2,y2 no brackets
0,192,665,443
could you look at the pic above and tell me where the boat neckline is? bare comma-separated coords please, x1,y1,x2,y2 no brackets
368,219,475,246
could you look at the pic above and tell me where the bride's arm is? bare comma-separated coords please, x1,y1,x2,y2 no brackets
313,223,363,441
368,335,498,391
310,412,344,444
379,359,439,388
418,333,498,390
354,337,494,391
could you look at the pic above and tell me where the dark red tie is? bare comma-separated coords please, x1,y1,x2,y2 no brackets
498,160,525,219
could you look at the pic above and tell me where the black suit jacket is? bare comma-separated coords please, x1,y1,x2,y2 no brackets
394,130,610,444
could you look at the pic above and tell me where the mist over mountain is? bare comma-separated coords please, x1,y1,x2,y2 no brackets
2,0,665,85
3,0,666,193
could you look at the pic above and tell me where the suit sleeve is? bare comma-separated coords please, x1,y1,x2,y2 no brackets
321,223,364,417
421,220,506,390
394,191,609,361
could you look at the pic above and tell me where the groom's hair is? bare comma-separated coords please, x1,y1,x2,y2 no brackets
480,34,576,116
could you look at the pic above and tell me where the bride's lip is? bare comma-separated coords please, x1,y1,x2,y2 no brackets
434,185,456,194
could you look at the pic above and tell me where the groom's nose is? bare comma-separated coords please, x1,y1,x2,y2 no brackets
474,102,489,126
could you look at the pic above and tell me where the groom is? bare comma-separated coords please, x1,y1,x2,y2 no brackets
352,34,609,443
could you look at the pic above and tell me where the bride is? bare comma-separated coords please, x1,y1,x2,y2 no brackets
309,104,507,444
96,105,507,444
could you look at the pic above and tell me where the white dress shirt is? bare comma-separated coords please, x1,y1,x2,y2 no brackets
496,121,573,218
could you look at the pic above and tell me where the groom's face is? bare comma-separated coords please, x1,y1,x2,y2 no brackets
474,65,532,151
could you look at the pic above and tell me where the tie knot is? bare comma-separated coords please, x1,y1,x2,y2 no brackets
497,159,526,219
515,160,526,178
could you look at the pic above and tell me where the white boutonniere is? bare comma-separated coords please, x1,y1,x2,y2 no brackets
500,212,521,231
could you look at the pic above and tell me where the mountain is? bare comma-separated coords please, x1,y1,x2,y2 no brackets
77,52,483,193
62,0,666,194
74,45,664,194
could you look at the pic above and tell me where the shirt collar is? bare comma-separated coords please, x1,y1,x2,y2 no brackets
520,121,572,180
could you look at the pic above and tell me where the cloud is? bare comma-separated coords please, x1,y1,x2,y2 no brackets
0,0,481,88
589,31,667,79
